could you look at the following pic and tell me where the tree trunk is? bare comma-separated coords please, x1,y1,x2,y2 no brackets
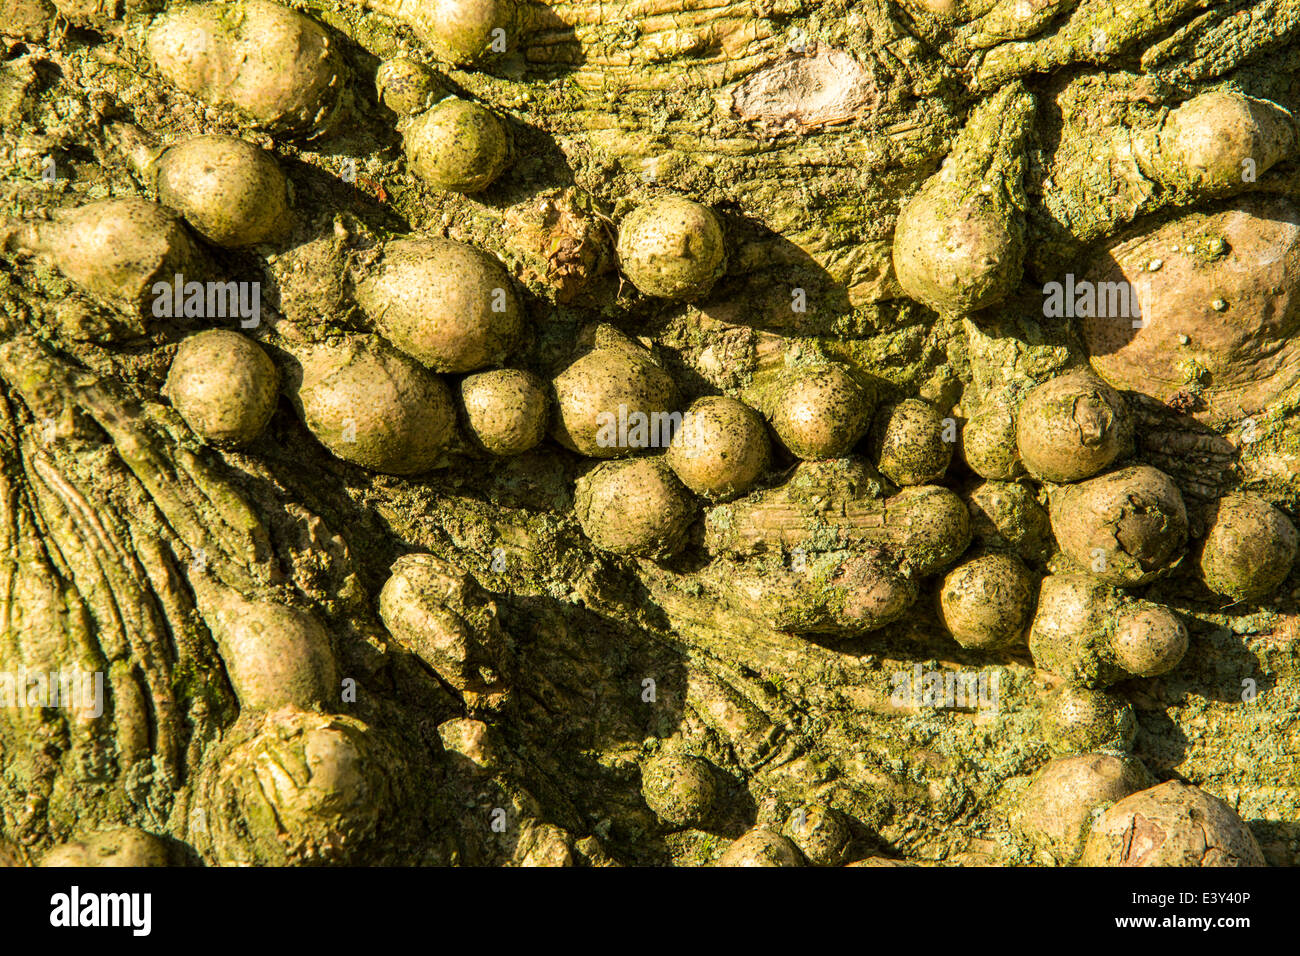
0,0,1298,866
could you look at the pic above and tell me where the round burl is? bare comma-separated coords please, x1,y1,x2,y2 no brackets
616,196,726,300
963,480,1053,565
203,709,398,866
961,403,1024,480
405,98,510,193
938,552,1037,650
1080,781,1266,867
1042,685,1137,754
892,185,1023,313
665,395,770,499
1200,493,1298,603
574,458,695,559
415,0,518,65
1111,606,1189,677
9,198,204,311
295,339,455,475
376,57,443,115
741,547,919,636
551,346,678,458
1050,465,1188,586
1016,370,1128,483
1158,91,1299,193
165,329,278,446
640,752,716,827
889,485,973,577
156,135,290,246
716,827,803,867
460,368,548,456
769,364,874,460
146,0,345,133
1030,574,1188,686
356,239,522,374
1016,754,1149,864
872,398,952,486
784,805,852,867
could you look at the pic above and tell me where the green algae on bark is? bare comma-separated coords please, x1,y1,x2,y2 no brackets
970,0,1226,91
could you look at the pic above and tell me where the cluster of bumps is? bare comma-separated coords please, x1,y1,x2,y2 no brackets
962,371,1290,867
4,0,1297,866
634,370,1294,866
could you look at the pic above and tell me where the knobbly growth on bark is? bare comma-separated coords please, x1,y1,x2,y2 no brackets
1,0,1298,868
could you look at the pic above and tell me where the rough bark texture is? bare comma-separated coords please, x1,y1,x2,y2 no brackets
1,0,1298,866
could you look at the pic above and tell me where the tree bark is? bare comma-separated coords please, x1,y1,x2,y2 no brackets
0,0,1298,866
